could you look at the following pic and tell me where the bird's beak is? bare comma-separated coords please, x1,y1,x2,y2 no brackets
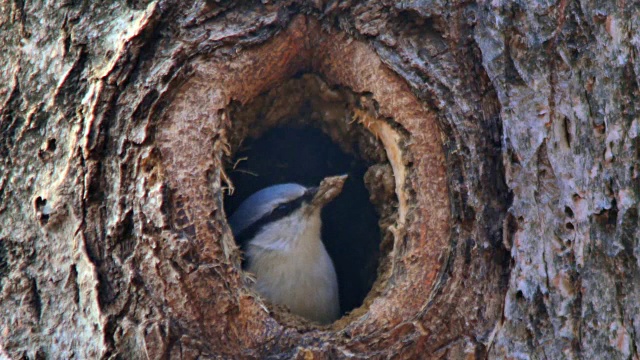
307,174,348,211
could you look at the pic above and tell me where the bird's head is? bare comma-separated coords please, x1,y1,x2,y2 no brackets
228,175,348,249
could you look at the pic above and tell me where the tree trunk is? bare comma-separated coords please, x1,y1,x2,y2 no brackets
1,1,638,359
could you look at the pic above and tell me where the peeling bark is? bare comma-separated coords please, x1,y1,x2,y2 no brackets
0,1,637,359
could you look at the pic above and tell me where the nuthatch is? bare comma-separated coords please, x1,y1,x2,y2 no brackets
229,175,347,324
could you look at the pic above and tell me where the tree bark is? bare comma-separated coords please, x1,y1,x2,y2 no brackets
0,1,638,359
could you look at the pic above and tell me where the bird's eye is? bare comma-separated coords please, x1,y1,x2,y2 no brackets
275,203,291,213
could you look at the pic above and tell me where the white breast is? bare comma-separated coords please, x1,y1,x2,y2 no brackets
245,207,340,324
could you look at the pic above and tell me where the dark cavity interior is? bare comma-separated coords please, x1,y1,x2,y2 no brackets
223,74,397,318
225,126,380,315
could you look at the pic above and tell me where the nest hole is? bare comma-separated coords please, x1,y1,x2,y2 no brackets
223,73,399,321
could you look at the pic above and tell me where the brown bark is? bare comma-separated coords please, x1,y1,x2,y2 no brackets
0,1,638,359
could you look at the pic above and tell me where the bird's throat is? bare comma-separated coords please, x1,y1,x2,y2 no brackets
245,209,340,324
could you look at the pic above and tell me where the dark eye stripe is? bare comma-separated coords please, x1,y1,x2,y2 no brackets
234,189,316,247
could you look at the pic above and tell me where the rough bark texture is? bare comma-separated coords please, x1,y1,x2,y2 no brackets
0,1,637,359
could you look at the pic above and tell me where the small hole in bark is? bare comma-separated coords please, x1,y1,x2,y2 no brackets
565,222,574,230
563,117,572,147
509,146,521,165
34,197,50,225
34,197,46,209
564,206,574,218
47,138,56,152
222,74,398,324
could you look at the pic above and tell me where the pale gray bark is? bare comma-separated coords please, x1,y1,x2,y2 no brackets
0,1,638,359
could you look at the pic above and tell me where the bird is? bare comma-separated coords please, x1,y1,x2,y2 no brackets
228,175,347,324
